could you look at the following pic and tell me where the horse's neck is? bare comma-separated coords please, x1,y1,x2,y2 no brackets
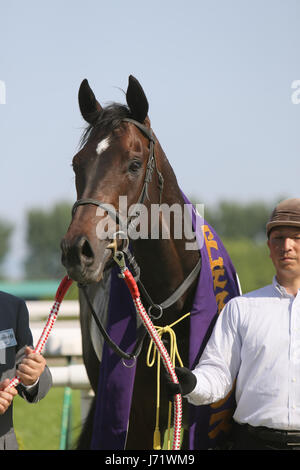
133,238,199,320
132,179,200,317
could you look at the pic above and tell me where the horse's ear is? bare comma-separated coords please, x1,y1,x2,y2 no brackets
126,75,149,123
78,79,102,124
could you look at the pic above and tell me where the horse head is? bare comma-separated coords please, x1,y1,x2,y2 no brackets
61,76,165,284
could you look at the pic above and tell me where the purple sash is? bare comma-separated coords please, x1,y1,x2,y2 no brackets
91,194,240,450
182,193,240,449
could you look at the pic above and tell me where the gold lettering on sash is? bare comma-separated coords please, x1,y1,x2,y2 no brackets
213,268,226,290
202,225,229,313
202,225,223,270
201,224,235,444
216,290,229,313
208,409,233,439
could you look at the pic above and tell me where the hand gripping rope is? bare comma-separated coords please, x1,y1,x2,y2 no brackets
7,275,73,389
113,250,182,451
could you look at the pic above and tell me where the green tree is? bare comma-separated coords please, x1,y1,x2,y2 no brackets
222,237,274,293
204,201,273,240
0,218,14,277
189,196,280,292
24,202,72,279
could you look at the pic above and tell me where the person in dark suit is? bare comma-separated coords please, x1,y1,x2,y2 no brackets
0,291,52,450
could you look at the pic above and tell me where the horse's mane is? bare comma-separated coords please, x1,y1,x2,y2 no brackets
80,103,132,148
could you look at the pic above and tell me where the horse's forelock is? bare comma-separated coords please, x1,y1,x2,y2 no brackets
79,103,132,149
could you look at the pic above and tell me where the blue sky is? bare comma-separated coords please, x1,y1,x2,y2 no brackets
0,0,300,277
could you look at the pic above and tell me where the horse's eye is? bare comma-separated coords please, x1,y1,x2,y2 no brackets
128,160,142,173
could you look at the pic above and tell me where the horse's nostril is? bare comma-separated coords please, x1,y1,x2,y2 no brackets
61,236,95,271
81,239,94,260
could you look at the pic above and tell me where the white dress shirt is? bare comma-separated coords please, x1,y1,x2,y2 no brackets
187,277,300,430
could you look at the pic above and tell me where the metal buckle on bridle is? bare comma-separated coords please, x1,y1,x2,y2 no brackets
148,304,163,320
113,251,127,276
122,356,137,368
107,231,129,274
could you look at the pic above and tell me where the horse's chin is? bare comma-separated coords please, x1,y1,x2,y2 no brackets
67,266,103,285
67,248,112,285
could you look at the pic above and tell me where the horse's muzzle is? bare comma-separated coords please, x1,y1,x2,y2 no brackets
61,235,107,283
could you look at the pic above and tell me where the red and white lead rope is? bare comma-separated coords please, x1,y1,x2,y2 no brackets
121,266,182,451
7,276,73,389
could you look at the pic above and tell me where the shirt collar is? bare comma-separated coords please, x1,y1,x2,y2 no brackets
272,276,299,298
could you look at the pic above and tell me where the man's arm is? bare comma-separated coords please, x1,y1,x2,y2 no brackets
166,298,242,405
15,301,52,403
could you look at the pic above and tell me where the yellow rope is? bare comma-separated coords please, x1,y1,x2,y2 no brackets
146,312,190,450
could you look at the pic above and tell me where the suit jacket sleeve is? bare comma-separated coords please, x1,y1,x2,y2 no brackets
15,298,52,403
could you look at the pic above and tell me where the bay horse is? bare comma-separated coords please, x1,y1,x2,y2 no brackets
61,76,201,449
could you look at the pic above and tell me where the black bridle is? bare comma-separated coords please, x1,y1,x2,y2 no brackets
72,118,164,227
72,118,201,362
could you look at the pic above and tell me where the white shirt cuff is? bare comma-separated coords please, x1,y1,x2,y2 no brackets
22,378,39,390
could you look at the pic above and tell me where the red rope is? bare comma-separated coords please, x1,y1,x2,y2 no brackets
7,276,73,389
122,268,182,450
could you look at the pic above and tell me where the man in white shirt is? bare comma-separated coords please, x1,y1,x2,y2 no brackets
169,198,300,450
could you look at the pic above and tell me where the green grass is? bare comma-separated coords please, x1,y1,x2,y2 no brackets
13,387,82,450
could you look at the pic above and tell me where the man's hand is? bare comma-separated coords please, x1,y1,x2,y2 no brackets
0,379,18,414
165,366,197,401
17,347,46,386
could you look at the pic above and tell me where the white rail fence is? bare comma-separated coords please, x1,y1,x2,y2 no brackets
27,300,89,386
27,299,93,444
